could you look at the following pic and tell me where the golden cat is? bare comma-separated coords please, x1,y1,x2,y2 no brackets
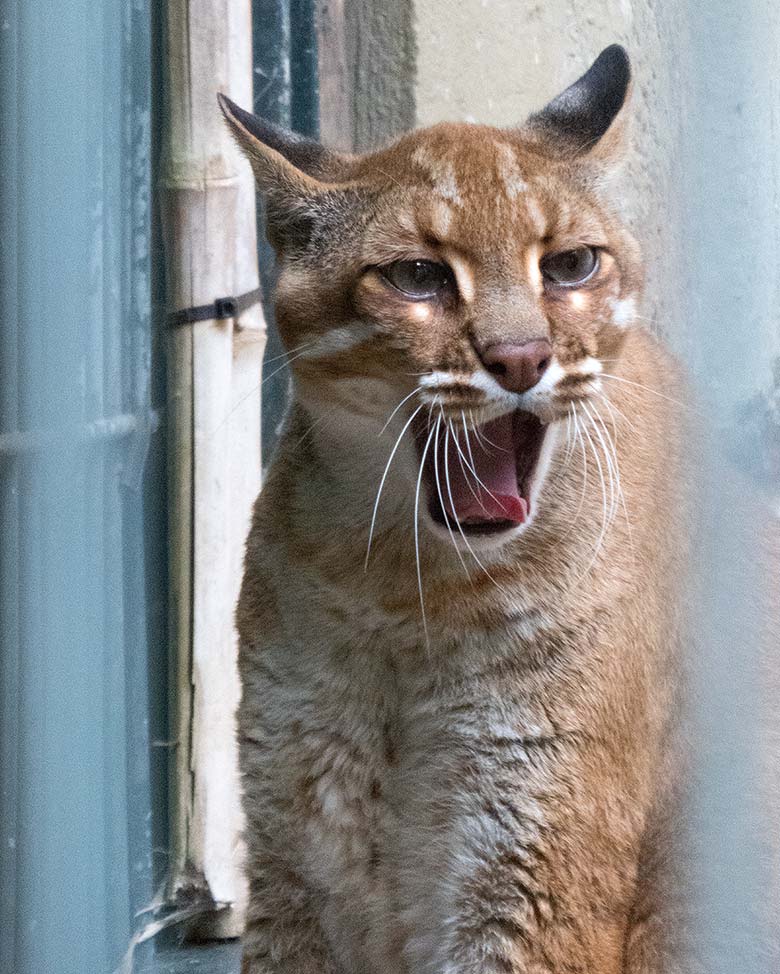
220,46,716,973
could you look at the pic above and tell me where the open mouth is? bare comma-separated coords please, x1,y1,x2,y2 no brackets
416,410,547,537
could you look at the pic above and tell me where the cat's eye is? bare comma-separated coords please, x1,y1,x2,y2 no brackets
540,246,600,287
381,259,453,299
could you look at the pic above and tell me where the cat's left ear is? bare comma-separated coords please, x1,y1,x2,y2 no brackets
526,45,632,161
217,93,352,185
217,93,354,250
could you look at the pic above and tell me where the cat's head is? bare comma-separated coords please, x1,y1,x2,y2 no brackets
220,45,641,548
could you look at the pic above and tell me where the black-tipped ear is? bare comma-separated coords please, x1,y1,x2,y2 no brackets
527,45,631,158
217,93,350,182
218,93,356,252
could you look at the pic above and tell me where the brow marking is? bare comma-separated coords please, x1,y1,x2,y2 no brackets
495,142,528,199
525,197,547,236
412,146,462,205
430,200,453,238
525,243,543,294
441,248,476,304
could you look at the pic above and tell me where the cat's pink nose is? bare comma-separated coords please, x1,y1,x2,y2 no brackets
479,339,552,394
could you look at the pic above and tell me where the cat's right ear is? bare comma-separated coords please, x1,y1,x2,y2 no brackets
218,93,351,246
525,45,632,162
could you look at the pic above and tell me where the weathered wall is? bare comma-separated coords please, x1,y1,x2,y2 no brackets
346,1,416,150
322,0,417,150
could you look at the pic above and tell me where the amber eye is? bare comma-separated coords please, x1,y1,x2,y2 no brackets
381,259,453,299
540,246,599,286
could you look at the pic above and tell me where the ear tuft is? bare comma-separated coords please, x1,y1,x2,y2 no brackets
527,45,631,158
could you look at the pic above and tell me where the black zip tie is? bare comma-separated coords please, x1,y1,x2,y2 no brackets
167,285,264,328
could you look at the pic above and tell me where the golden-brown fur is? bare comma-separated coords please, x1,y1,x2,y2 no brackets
219,49,774,974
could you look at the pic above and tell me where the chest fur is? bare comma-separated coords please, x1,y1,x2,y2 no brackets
238,603,641,973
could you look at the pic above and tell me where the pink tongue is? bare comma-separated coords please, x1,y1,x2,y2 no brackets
443,414,527,524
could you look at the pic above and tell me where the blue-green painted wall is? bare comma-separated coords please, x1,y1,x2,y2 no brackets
0,2,168,972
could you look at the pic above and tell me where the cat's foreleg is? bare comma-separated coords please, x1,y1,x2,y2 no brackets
623,917,700,974
240,869,338,974
623,802,698,974
623,918,673,974
414,786,631,974
239,767,339,973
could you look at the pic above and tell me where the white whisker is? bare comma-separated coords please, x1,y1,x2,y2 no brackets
562,409,576,466
291,411,330,450
594,390,636,437
579,407,610,574
261,348,311,387
379,387,420,435
263,339,314,367
454,412,489,512
467,412,507,453
457,413,504,508
365,402,425,569
208,346,308,440
600,373,684,408
588,401,635,554
414,422,436,644
434,410,470,577
444,420,508,593
556,405,589,549
582,401,618,529
468,411,492,454
571,406,590,528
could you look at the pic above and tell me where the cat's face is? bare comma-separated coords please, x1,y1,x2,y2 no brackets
221,46,640,547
